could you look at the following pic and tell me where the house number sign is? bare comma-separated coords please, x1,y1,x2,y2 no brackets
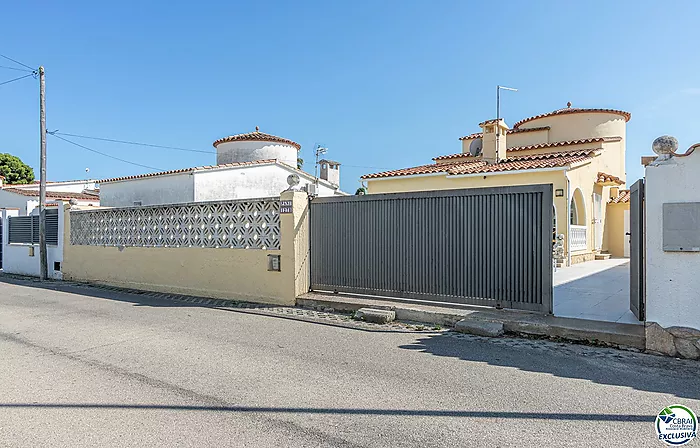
280,200,293,214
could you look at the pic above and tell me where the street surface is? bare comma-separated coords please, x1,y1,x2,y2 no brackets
0,276,698,447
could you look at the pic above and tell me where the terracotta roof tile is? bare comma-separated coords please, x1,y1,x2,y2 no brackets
513,107,631,129
1,187,99,200
99,159,278,184
434,137,620,161
363,149,601,180
459,126,550,141
506,137,621,152
609,190,630,204
596,172,624,185
212,129,301,150
478,118,505,126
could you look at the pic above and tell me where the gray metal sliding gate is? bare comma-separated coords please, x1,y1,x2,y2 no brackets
310,185,553,313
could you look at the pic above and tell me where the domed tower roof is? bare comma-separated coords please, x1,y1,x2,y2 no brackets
513,104,631,129
212,127,301,150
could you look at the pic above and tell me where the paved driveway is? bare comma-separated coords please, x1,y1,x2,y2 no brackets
554,259,637,323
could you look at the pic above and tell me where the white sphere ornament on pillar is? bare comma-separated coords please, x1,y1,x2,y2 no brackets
652,135,679,161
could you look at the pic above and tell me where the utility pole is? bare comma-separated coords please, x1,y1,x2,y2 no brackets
39,66,48,281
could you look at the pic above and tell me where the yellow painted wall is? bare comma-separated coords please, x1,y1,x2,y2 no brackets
604,202,630,258
62,191,311,306
63,245,290,304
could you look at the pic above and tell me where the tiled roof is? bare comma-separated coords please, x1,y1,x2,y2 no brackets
513,107,631,129
99,159,278,183
506,137,621,152
478,118,505,126
362,149,601,180
459,126,550,141
433,153,475,161
1,187,99,201
212,128,301,150
596,172,624,185
609,189,630,204
434,137,620,161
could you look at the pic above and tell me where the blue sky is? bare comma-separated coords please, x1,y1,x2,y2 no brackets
1,1,698,190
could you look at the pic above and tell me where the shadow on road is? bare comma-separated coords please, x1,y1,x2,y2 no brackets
0,275,423,334
0,403,654,421
399,334,700,400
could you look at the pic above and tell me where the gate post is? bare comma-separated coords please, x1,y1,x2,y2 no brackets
279,190,311,304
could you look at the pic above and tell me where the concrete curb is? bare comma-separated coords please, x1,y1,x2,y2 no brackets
298,293,646,350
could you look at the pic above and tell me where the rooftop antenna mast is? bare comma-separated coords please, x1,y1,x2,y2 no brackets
496,85,518,165
314,144,328,189
496,85,518,121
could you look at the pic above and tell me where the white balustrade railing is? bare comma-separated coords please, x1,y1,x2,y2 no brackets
570,225,587,252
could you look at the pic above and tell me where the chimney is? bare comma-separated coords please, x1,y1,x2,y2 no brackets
479,119,508,165
610,186,619,200
319,159,340,187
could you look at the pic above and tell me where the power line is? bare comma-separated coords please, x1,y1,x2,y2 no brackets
52,132,215,154
0,53,36,71
52,130,391,171
48,133,164,171
0,73,35,87
0,64,34,73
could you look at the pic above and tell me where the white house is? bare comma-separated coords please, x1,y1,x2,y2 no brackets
98,128,345,207
0,177,100,215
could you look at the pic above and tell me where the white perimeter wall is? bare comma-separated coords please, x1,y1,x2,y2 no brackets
645,150,700,329
1,206,65,280
99,173,194,207
194,164,338,201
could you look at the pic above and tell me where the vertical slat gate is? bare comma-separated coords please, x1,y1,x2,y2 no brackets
629,179,645,320
310,185,553,313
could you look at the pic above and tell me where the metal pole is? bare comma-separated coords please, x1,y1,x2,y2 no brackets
39,66,48,281
497,85,500,121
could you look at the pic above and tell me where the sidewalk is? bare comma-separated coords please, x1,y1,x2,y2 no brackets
297,292,645,350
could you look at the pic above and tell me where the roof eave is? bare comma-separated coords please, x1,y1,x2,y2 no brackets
446,166,568,179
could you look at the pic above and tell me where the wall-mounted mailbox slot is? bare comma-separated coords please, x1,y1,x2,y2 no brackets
267,254,281,271
663,202,700,252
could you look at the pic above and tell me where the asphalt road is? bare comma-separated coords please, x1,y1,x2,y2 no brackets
0,277,698,448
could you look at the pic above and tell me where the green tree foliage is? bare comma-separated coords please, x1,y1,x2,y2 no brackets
355,187,367,195
0,153,35,185
297,157,304,170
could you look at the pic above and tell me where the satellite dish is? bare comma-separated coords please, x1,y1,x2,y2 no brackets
287,173,300,187
469,138,483,156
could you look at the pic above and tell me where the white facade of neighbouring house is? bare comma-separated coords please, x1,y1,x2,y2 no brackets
644,142,700,330
0,186,99,215
98,129,345,208
1,205,66,279
2,179,98,194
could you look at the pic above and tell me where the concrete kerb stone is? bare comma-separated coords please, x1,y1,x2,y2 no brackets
354,308,396,324
455,319,504,337
298,293,647,351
